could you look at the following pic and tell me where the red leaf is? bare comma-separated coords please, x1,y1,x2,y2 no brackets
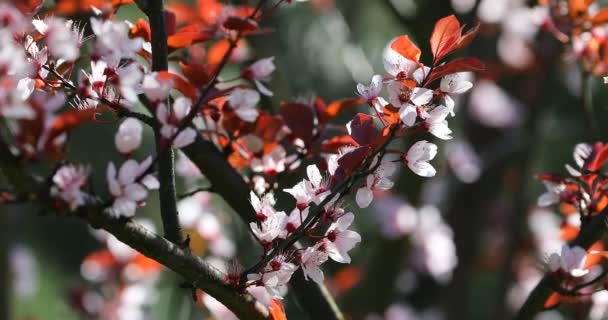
587,143,608,172
426,57,485,84
348,113,376,146
254,113,284,142
390,35,421,62
430,15,462,62
165,10,177,36
223,16,259,32
180,62,211,88
280,102,315,143
320,135,358,152
317,97,365,124
269,299,287,320
333,145,372,185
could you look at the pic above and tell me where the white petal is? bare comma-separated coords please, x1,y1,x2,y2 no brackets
355,187,373,208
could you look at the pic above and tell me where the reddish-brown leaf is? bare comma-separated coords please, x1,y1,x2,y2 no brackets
333,145,372,185
349,113,376,146
390,35,421,62
591,9,608,25
280,102,315,143
586,143,608,171
544,293,562,309
430,15,462,62
426,57,485,84
319,97,365,124
14,0,43,15
223,16,259,32
452,23,480,53
180,62,211,88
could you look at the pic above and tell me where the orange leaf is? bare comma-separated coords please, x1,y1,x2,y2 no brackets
544,293,562,309
430,15,462,62
14,0,43,15
167,24,214,50
590,9,608,25
269,299,287,320
130,19,151,42
382,104,401,124
390,35,421,62
320,98,365,124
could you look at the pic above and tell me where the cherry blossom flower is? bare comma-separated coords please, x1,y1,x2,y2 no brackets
299,244,329,284
90,18,143,63
284,165,330,208
355,159,396,208
279,207,309,239
404,141,438,177
440,73,473,113
547,245,589,277
51,165,90,210
250,210,287,247
250,191,277,220
387,82,433,126
142,73,173,102
424,105,453,140
106,157,160,218
323,212,361,263
33,17,81,61
247,256,297,297
356,74,383,102
115,118,143,154
383,44,419,79
156,97,197,148
116,63,143,103
228,88,260,122
243,57,275,96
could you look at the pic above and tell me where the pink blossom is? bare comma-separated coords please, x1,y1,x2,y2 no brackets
106,157,159,218
547,245,589,277
404,141,437,177
156,98,197,148
142,72,172,102
115,118,143,154
356,159,396,208
228,88,260,122
356,74,383,102
323,212,361,263
243,57,275,96
51,164,90,210
299,244,329,284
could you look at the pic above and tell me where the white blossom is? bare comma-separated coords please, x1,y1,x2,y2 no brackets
405,141,437,177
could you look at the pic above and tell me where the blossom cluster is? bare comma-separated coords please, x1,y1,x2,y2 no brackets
240,15,482,300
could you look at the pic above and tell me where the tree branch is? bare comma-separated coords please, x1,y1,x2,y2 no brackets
514,212,607,320
146,0,183,244
0,138,269,320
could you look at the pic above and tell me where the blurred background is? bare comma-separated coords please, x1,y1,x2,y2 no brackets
6,0,608,319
